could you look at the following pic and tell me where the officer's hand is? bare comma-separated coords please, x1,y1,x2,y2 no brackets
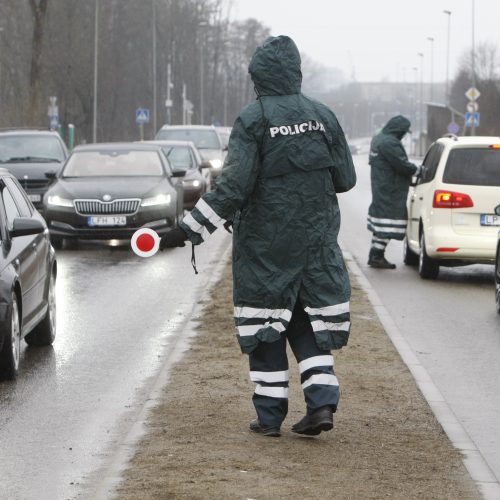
159,227,188,250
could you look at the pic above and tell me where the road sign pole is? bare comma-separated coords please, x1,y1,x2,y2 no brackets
139,123,144,141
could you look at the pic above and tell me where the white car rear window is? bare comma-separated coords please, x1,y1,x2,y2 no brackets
443,148,500,186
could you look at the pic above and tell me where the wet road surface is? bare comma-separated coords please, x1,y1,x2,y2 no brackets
0,230,231,500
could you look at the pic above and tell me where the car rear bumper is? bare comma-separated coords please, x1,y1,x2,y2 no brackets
426,225,498,261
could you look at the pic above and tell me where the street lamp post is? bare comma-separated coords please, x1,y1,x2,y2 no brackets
0,27,4,114
198,20,209,124
443,10,452,105
471,0,477,135
92,0,99,143
152,0,157,134
418,52,424,155
427,36,435,102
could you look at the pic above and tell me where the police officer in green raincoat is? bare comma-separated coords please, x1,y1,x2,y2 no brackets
367,115,419,269
161,35,356,437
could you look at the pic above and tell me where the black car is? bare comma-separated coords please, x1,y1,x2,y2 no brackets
43,142,185,247
155,125,227,185
0,169,57,380
148,140,211,210
0,129,69,213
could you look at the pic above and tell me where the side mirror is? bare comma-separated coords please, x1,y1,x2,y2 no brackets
223,145,229,152
10,218,45,238
171,169,186,178
45,171,57,180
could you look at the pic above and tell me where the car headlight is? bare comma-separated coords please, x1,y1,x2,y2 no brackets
209,159,223,170
141,194,172,207
47,195,74,207
183,180,201,188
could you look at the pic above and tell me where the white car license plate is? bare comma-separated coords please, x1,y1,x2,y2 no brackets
480,214,500,226
28,194,41,203
88,216,126,227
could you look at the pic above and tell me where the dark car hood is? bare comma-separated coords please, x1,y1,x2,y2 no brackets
47,176,172,200
4,161,62,180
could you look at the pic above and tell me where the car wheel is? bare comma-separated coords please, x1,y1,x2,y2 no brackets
403,236,419,266
25,272,56,346
0,293,21,380
418,233,439,279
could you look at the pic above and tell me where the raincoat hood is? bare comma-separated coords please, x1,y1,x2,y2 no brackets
248,35,302,96
382,115,411,140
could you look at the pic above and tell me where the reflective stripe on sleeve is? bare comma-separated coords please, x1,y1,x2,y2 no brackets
195,198,224,227
182,212,209,241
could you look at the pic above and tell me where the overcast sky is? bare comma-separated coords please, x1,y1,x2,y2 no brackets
230,0,500,83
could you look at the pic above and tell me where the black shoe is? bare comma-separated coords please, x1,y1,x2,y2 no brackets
368,252,396,269
291,407,334,436
249,419,281,437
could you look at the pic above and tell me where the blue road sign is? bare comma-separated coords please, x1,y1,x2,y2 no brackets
136,108,150,124
465,112,480,128
447,122,460,135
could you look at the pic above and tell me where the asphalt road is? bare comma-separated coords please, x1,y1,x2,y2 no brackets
338,151,500,482
0,230,231,500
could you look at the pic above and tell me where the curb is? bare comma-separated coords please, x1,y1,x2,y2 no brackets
345,252,500,500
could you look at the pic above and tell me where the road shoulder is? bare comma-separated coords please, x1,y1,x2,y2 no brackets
114,258,480,499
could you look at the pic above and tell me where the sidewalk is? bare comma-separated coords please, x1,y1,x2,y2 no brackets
114,257,480,500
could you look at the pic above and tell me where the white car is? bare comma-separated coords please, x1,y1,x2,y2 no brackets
404,135,500,279
495,228,500,313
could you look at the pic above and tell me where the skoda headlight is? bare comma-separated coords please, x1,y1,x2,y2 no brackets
209,159,223,170
141,194,172,207
47,195,73,207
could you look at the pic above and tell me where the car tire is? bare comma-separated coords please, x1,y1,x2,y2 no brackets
403,236,419,266
25,272,56,346
0,293,21,380
418,233,439,280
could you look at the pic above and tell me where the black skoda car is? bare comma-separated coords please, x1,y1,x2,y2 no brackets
0,169,57,380
43,142,185,247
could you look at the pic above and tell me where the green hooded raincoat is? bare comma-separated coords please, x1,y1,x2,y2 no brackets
180,36,356,353
367,115,418,240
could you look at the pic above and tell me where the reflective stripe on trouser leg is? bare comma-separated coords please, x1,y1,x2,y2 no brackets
371,236,389,251
248,334,289,427
286,301,340,413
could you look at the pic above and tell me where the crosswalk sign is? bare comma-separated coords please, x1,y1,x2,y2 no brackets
465,112,480,128
136,108,150,124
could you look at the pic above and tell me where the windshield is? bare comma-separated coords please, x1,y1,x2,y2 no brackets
0,135,65,163
217,130,230,148
163,146,194,172
443,148,500,186
156,129,220,149
63,150,164,177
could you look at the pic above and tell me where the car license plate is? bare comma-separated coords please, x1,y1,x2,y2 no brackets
480,214,500,226
87,216,126,226
28,194,41,203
